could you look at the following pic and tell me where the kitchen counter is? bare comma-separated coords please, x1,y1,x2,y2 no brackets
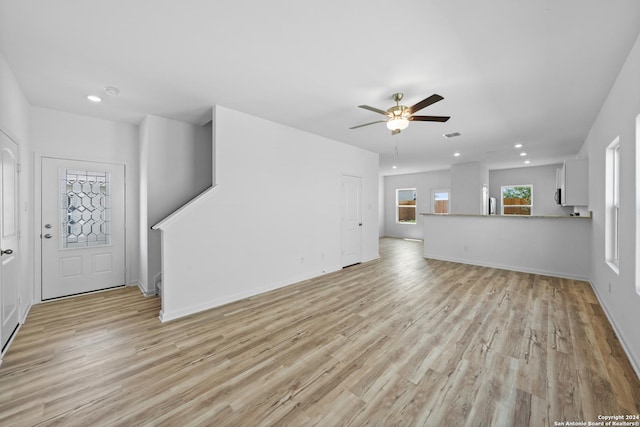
421,212,591,280
420,212,591,219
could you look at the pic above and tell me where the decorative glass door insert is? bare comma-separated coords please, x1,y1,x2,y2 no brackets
60,169,111,248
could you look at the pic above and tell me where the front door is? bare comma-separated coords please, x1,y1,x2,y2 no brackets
0,129,20,352
341,175,362,267
41,158,125,300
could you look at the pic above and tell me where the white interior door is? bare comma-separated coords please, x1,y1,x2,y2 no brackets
341,175,362,267
0,130,20,351
41,158,125,300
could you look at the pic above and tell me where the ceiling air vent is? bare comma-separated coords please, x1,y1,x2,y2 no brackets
443,132,461,138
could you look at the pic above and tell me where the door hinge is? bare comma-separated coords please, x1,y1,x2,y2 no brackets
17,162,21,174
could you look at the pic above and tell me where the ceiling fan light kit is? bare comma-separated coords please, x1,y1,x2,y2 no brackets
350,92,450,135
387,117,409,131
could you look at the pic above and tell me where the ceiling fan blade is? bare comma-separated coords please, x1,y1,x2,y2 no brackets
409,115,450,122
358,105,391,116
349,120,387,129
407,94,444,114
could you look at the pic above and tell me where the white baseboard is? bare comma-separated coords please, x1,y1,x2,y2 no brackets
136,281,157,297
19,302,32,324
361,254,380,264
423,253,590,281
159,267,341,322
424,254,639,380
588,281,640,380
0,321,23,364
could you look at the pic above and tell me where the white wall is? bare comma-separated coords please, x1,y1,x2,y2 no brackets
450,162,488,214
579,31,640,375
139,115,212,294
156,106,379,321
29,107,140,299
0,53,32,321
423,215,591,280
384,170,451,239
490,164,573,216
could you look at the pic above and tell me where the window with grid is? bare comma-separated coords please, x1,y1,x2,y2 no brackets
396,188,417,224
501,185,532,215
606,138,620,271
432,190,449,214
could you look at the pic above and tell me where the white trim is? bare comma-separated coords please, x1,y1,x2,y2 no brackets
361,254,380,263
0,126,22,356
39,285,126,302
34,154,128,302
0,121,23,146
500,184,533,215
605,137,620,269
159,267,341,322
160,254,381,322
127,280,142,288
589,281,640,380
422,254,590,281
395,187,417,224
0,322,22,365
423,254,640,380
152,185,216,230
431,188,450,214
636,114,640,297
19,301,32,324
137,281,156,297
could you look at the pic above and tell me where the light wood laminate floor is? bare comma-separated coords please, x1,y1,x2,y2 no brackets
1,238,639,426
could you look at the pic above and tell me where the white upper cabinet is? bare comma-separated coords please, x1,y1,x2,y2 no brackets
560,159,589,206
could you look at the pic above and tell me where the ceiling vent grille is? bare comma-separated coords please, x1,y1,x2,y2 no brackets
443,132,461,138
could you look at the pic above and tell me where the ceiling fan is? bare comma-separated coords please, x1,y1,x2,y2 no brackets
350,92,450,135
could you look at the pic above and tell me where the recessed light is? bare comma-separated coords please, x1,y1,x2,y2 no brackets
524,160,531,164
454,152,461,157
392,165,397,169
520,152,527,156
514,143,523,148
87,95,102,103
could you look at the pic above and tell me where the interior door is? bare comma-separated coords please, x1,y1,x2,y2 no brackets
482,184,488,215
41,158,125,300
341,175,362,267
0,130,20,352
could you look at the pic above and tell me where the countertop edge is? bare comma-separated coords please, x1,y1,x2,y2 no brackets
419,212,592,219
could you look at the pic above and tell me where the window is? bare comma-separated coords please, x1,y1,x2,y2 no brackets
613,145,620,265
606,137,620,272
62,169,111,248
501,185,532,215
432,189,449,214
396,188,417,224
636,115,640,294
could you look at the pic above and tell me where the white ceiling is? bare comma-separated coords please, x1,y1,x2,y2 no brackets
1,1,639,175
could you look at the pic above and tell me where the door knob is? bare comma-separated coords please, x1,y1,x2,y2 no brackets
1,249,13,255
44,224,52,229
44,234,52,239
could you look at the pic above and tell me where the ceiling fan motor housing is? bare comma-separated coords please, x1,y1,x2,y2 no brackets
387,104,410,118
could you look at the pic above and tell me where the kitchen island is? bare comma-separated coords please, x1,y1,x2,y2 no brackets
420,213,591,280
